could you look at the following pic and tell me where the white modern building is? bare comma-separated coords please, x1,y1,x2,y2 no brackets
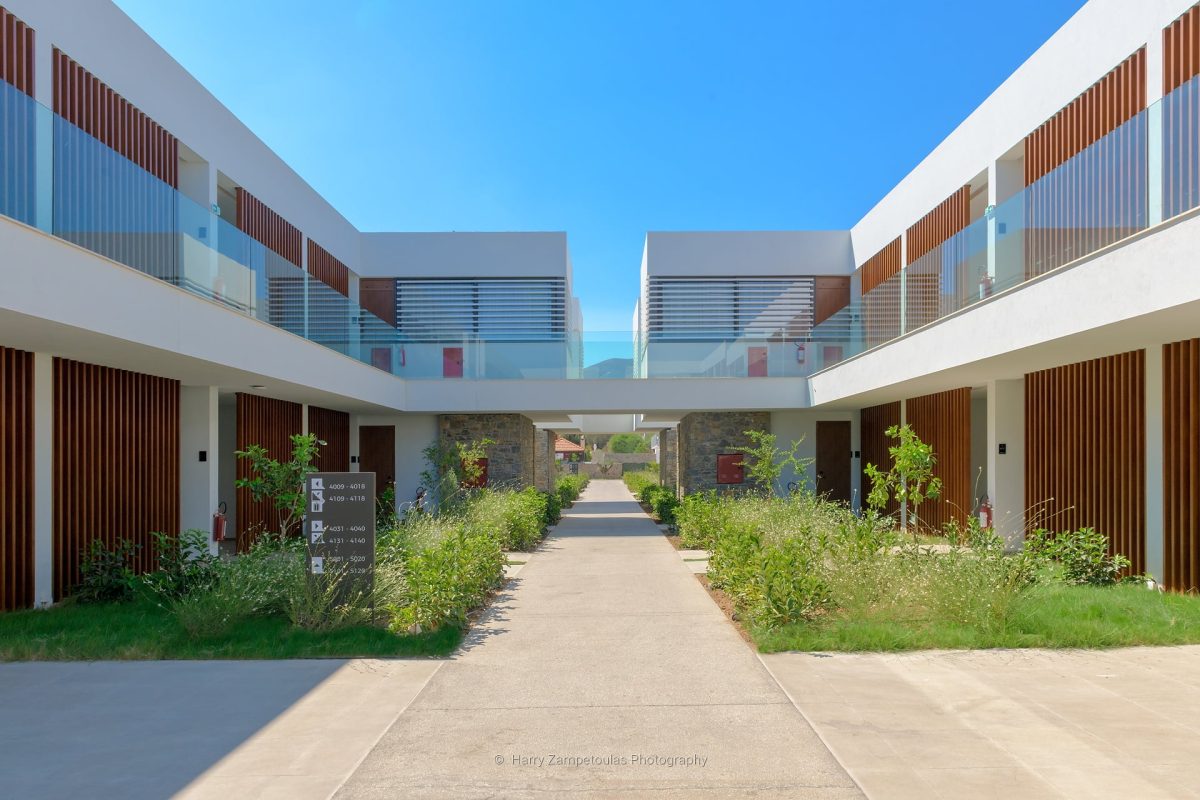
1,0,1199,611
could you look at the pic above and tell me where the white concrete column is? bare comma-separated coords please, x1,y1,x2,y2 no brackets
32,353,53,606
180,386,220,556
301,403,310,436
1145,345,1165,582
898,399,908,530
986,378,1026,546
33,36,53,232
986,161,998,280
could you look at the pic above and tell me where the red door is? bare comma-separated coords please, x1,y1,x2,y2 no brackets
748,346,768,377
716,453,745,485
443,347,464,378
371,348,392,372
461,457,488,488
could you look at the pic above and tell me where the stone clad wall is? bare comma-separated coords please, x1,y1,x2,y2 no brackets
438,414,535,488
660,428,679,496
533,428,554,492
678,412,770,495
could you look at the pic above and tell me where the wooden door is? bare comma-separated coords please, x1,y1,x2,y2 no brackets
359,425,395,498
815,421,852,504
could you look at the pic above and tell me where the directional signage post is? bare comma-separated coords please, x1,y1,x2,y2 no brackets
305,472,375,600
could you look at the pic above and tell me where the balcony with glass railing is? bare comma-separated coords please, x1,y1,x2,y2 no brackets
3,70,1200,382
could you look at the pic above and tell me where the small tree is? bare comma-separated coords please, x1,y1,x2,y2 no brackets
737,430,812,496
236,433,323,538
609,433,650,453
864,424,941,536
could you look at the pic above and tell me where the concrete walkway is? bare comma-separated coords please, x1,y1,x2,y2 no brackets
336,479,860,798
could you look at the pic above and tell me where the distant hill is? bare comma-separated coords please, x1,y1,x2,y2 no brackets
582,358,634,379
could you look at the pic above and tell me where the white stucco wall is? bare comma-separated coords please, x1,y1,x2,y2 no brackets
359,232,572,279
643,231,854,277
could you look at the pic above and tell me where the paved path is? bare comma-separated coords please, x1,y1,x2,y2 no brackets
336,479,860,799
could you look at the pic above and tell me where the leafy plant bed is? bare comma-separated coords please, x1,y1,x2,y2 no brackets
753,582,1200,652
0,599,461,661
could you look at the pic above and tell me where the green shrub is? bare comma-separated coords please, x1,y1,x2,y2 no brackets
143,529,219,601
465,488,547,551
676,491,729,550
75,539,141,604
1026,527,1130,586
637,484,679,525
623,469,658,498
556,474,588,506
543,490,563,526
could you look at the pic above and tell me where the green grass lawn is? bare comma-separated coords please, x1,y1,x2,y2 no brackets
753,582,1200,653
0,600,461,661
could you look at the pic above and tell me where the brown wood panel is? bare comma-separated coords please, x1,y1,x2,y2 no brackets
360,278,397,327
52,358,180,600
52,48,178,187
308,406,349,472
1025,350,1145,575
1164,338,1200,592
815,420,851,504
0,345,33,611
307,239,351,298
859,238,903,349
0,5,35,95
813,276,850,326
906,388,972,531
235,187,302,266
235,393,302,551
860,401,901,515
359,425,395,498
905,186,971,265
1165,4,1200,94
1023,48,1146,279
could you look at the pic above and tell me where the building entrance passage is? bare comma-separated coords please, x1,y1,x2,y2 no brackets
815,420,852,504
359,425,395,498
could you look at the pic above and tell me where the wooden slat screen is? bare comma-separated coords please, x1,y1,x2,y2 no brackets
360,278,397,327
859,238,902,349
0,7,35,226
904,187,971,331
813,276,850,326
1025,350,1145,574
53,358,179,600
1,345,33,611
235,393,303,551
1023,49,1147,279
307,239,351,298
52,49,179,187
860,401,901,515
308,406,350,472
51,49,180,283
1164,338,1200,592
0,6,35,95
905,186,971,265
906,387,972,531
235,188,302,266
1164,4,1200,94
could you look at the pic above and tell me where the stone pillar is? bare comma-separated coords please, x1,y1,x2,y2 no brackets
986,378,1025,547
180,386,220,556
438,414,536,488
534,428,553,492
678,412,770,496
659,428,679,496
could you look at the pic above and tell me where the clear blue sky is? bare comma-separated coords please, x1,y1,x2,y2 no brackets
115,0,1083,330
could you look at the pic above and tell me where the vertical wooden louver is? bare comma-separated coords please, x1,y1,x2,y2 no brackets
0,6,34,95
906,387,973,530
0,6,35,225
0,346,33,611
307,240,351,298
860,401,901,515
1163,338,1200,592
360,278,397,327
1025,350,1145,574
859,238,903,349
308,406,350,472
51,49,180,283
1023,49,1147,279
235,188,302,266
52,49,178,186
235,393,303,551
905,187,971,331
1163,5,1200,219
53,358,180,600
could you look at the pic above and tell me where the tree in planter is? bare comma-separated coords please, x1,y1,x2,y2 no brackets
236,433,323,538
736,430,812,496
864,424,942,537
420,437,494,508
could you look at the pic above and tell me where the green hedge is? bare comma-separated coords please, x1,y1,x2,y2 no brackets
623,469,658,498
637,483,679,525
556,473,589,507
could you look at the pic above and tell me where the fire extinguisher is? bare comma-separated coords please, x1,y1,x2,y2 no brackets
212,501,228,542
795,342,807,365
978,496,993,530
